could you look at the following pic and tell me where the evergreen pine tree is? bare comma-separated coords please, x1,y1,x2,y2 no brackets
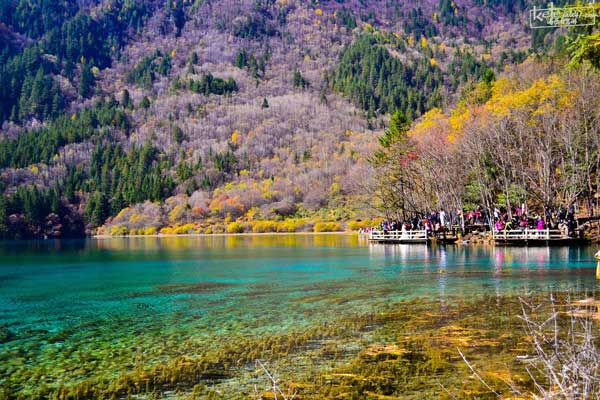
121,89,133,109
188,51,198,65
140,96,151,109
171,126,184,144
234,49,248,69
80,61,95,98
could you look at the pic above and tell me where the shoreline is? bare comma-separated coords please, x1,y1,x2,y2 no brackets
93,231,360,239
91,232,596,245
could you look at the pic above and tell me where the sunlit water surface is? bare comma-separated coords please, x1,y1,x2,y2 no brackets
0,234,598,397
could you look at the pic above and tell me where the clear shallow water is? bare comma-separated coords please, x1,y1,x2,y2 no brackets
0,234,598,397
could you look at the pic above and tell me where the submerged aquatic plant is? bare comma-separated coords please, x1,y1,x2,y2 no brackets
0,293,580,399
460,292,600,400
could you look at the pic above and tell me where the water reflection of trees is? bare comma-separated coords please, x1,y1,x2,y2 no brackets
369,243,596,294
93,233,361,252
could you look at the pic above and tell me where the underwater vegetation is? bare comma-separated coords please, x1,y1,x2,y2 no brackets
155,282,236,295
0,292,583,400
0,240,596,399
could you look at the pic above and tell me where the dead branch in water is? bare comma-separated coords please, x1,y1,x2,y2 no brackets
253,359,297,400
460,292,600,399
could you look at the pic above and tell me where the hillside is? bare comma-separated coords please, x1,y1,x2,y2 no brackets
0,0,556,238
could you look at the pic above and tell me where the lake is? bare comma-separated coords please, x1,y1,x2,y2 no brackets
0,234,598,399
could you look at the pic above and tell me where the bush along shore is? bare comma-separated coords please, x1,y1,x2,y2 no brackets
97,211,383,237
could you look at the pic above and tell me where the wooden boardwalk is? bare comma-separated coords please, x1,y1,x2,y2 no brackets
369,230,428,243
368,230,458,244
367,227,588,245
492,229,580,245
367,228,586,245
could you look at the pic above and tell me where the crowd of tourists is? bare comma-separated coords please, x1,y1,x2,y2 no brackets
492,203,578,235
362,203,580,236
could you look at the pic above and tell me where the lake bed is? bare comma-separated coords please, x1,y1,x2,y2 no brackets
0,235,598,399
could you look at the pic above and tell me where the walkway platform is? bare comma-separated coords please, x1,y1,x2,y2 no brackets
368,228,586,245
369,230,427,243
368,230,458,244
492,229,582,245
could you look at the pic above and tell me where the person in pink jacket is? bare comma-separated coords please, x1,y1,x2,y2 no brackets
536,217,545,230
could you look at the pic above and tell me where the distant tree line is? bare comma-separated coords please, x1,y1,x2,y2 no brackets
0,184,85,240
188,74,239,96
0,0,154,124
232,0,279,39
0,140,175,240
403,7,438,37
81,142,175,225
234,48,270,80
0,91,174,239
126,50,172,89
332,33,497,121
332,34,443,120
0,98,129,169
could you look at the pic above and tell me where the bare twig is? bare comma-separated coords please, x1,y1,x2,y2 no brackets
254,360,297,400
457,347,501,397
462,292,600,399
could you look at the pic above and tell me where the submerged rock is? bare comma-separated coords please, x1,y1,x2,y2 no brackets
0,324,14,343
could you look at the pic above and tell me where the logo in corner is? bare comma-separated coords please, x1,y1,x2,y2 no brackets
529,4,596,29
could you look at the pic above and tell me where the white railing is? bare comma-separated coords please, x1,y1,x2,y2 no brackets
492,229,566,241
369,230,428,242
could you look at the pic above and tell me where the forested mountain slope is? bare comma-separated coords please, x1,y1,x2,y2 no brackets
0,0,560,237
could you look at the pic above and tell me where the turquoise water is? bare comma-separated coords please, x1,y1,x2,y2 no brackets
0,234,598,397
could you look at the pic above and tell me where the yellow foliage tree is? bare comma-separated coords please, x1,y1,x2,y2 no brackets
410,108,446,138
169,205,187,224
313,222,342,232
231,130,241,145
448,105,470,142
484,75,574,118
143,227,158,235
226,222,244,233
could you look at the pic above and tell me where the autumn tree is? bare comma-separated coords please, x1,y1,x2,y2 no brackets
374,62,600,224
